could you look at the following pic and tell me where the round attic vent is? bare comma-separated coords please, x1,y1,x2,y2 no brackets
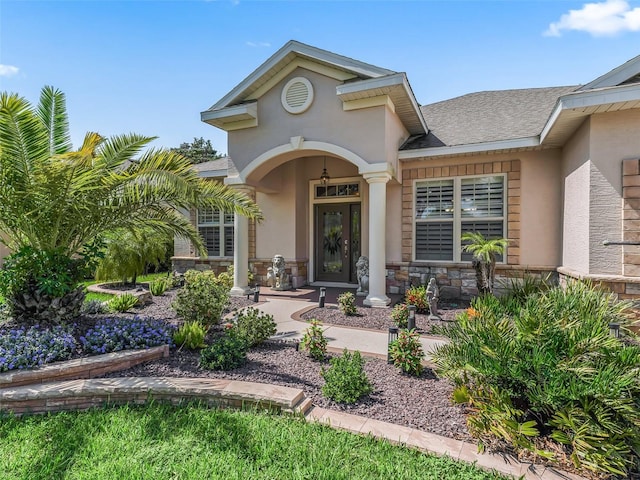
281,77,313,114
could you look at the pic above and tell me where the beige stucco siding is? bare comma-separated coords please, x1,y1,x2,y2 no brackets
228,68,389,176
561,120,591,274
255,162,298,260
519,150,563,266
589,109,640,275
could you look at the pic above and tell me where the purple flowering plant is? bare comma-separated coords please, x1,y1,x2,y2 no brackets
0,324,76,372
79,316,174,354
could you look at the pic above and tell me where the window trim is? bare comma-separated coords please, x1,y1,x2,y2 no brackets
197,207,235,258
412,173,507,263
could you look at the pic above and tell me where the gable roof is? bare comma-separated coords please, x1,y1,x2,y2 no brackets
578,54,640,91
208,40,396,111
202,40,428,135
401,86,578,150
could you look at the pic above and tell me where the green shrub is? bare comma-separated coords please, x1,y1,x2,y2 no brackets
149,278,169,296
337,291,357,316
172,270,230,326
404,285,428,313
389,329,425,376
199,334,247,371
233,307,276,347
321,349,373,404
390,303,409,328
108,293,139,312
300,319,328,361
432,280,640,477
81,299,107,315
173,320,208,350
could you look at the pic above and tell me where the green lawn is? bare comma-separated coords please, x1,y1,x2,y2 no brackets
0,404,508,480
83,272,171,303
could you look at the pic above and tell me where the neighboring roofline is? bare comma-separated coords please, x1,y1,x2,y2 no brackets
208,40,395,112
398,137,539,160
336,73,428,134
540,82,640,143
578,54,640,91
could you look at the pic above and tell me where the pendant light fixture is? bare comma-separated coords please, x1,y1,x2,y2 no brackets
320,156,330,185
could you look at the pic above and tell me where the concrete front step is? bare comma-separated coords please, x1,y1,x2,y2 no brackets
0,377,309,416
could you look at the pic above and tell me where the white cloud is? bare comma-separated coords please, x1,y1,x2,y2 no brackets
0,64,19,77
545,0,640,36
246,41,271,48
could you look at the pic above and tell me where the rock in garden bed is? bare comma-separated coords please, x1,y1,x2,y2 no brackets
104,341,471,441
300,300,469,334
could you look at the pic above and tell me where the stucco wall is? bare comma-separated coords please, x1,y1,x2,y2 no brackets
519,150,563,266
228,68,389,174
589,109,640,275
561,119,591,274
255,162,298,259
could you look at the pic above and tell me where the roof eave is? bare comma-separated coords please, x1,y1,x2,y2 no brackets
336,73,428,135
541,83,640,145
398,137,540,160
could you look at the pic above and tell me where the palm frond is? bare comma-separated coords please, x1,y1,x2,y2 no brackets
36,86,72,155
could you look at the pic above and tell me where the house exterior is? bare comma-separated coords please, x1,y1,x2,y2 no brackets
172,40,640,306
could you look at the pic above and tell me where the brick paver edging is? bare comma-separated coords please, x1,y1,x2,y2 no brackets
0,377,312,416
0,346,170,388
307,407,587,480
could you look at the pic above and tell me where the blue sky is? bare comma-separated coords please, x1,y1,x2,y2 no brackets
1,0,639,154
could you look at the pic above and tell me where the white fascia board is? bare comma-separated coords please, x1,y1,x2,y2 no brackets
540,83,640,143
198,169,228,178
579,54,640,91
337,73,428,133
201,103,257,124
209,40,394,111
398,137,539,160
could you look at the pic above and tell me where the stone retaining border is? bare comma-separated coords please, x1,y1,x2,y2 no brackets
0,377,311,416
0,346,169,388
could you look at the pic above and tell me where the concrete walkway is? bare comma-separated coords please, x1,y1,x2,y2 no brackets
251,296,447,359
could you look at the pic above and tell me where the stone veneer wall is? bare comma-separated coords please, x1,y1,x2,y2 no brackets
401,159,521,265
623,158,640,277
386,263,556,299
392,159,523,298
171,257,308,289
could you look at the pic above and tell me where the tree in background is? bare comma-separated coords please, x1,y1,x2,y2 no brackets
0,86,261,324
95,228,171,286
171,137,223,164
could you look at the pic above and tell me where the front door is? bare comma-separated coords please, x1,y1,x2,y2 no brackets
315,203,361,283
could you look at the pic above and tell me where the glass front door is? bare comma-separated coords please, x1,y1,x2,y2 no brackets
315,203,361,283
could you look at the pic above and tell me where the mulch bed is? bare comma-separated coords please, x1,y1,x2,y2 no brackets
100,290,472,441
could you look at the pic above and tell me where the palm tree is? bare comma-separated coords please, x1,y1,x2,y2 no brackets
95,228,171,286
461,232,508,296
0,86,261,324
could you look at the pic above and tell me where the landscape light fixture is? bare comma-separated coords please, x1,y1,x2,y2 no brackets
319,287,326,308
408,305,417,330
253,283,260,303
609,322,621,338
388,327,399,363
320,157,330,185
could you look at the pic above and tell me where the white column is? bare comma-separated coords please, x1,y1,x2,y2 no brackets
364,172,391,307
230,185,254,297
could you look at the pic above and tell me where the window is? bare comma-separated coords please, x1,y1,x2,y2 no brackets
415,175,505,262
197,208,234,257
